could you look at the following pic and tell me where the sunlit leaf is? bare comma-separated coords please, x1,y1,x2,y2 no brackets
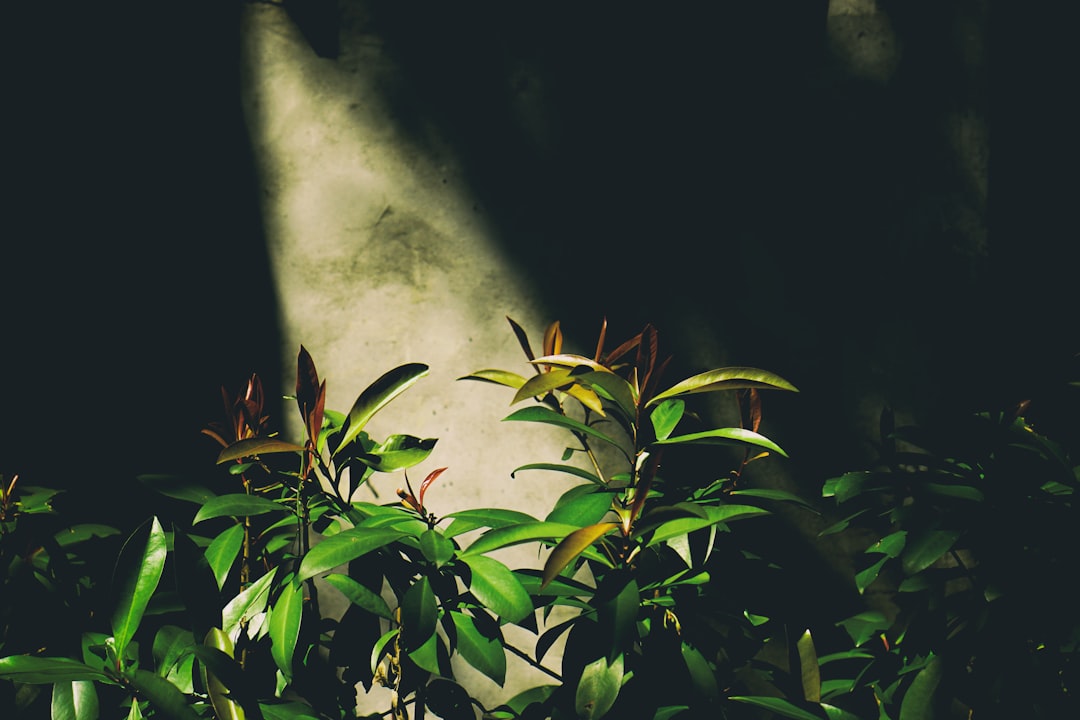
682,642,719,702
651,427,787,457
112,516,168,659
450,611,506,686
419,529,456,568
222,570,276,640
334,363,429,455
546,485,615,526
269,579,304,682
52,679,99,720
511,463,603,485
647,367,798,407
408,632,443,676
798,629,820,703
855,557,889,594
572,370,637,420
296,527,405,582
460,555,534,624
503,406,624,452
530,354,612,374
575,653,624,720
513,367,583,405
129,669,203,720
836,611,890,647
644,505,768,547
650,399,684,441
216,438,305,465
0,656,109,684
457,368,528,389
363,434,437,471
193,494,290,525
461,521,582,557
541,522,619,589
441,508,539,538
867,531,907,558
205,523,244,590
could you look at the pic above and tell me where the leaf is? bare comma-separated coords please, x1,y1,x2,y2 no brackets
681,642,719,702
441,508,539,538
545,485,615,526
899,655,943,720
199,630,247,720
112,516,168,659
216,438,306,464
457,368,528,389
400,577,438,652
572,370,637,420
269,579,304,682
323,573,393,619
502,406,625,452
644,505,769,547
512,367,586,404
193,494,290,524
222,570,276,640
363,434,438,472
595,574,639,660
51,679,100,720
450,611,506,686
855,557,889,594
334,363,429,455
836,611,890,647
0,656,109,684
205,523,245,591
867,531,908,558
460,555,534,624
53,524,121,547
129,669,203,720
728,488,821,513
541,522,620,589
653,707,690,720
575,653,624,720
728,696,824,720
419,529,456,568
460,521,582,557
511,462,603,485
137,474,217,505
901,530,961,576
650,399,684,441
798,628,821,703
296,527,405,582
651,427,788,457
647,366,799,407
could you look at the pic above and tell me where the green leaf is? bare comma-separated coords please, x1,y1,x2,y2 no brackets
461,521,583,557
728,488,820,513
441,508,539,538
334,363,429,455
541,522,620,590
822,472,873,503
728,696,824,720
511,462,603,485
575,653,624,720
269,579,304,682
129,668,203,720
112,516,168,659
901,530,960,576
899,655,943,720
258,702,323,720
502,406,625,452
651,427,787,457
222,570,276,640
681,642,719,702
654,707,690,720
461,555,534,624
51,679,99,720
0,656,109,684
867,531,908,558
457,368,527,389
596,574,639,660
545,485,615,526
798,629,820,703
363,434,438,471
400,577,438,652
370,629,399,676
572,370,637,420
205,523,244,591
450,611,506,686
644,505,769,547
152,625,196,682
419,529,456,568
193,494,290,524
923,483,984,502
53,524,121,547
855,557,889,594
836,611,890,647
216,438,305,464
296,527,405,582
323,573,393,619
513,367,588,405
199,629,246,720
647,366,798,407
649,399,684,441
408,633,443,676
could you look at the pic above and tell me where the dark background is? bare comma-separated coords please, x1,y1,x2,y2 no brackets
2,1,1077,526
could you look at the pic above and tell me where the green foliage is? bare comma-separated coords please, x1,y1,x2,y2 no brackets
1,318,1075,720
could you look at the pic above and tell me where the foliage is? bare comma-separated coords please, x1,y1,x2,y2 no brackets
0,318,1076,720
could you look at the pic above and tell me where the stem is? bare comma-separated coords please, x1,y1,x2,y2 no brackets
503,643,563,682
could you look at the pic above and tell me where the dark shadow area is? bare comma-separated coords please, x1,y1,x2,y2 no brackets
1,1,283,530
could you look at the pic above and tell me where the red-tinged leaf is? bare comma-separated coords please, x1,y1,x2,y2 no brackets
647,367,799,407
334,363,429,455
506,316,538,363
418,467,448,512
604,331,642,367
541,522,620,589
593,317,608,363
542,321,563,357
747,388,763,433
216,437,305,464
296,346,321,422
